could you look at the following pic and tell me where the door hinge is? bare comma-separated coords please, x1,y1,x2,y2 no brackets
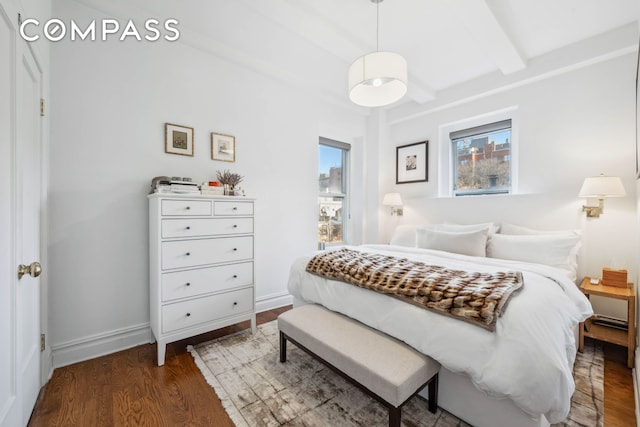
40,334,45,351
18,13,22,26
40,99,45,116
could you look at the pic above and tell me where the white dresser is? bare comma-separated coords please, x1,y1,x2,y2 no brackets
148,194,256,366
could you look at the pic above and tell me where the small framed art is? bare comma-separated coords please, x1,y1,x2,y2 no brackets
212,132,236,162
396,141,428,184
165,123,194,156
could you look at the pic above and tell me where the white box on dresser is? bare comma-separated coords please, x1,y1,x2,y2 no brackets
148,194,256,366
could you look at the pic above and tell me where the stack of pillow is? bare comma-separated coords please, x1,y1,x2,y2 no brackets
389,223,582,281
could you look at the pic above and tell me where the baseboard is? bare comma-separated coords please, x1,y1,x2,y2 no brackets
41,346,53,385
50,295,292,369
256,291,293,313
635,347,640,427
51,322,152,368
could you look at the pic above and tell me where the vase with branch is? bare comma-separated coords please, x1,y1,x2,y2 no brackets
216,169,244,195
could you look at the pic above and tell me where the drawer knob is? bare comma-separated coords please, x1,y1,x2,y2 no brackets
186,282,191,287
232,207,238,211
233,224,238,228
233,248,238,251
186,312,191,317
186,226,191,230
186,206,191,210
233,302,238,306
186,252,191,256
233,275,238,279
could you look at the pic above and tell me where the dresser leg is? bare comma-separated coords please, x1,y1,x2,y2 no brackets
157,341,166,366
250,314,257,334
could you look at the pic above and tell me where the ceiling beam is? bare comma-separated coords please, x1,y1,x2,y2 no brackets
451,0,526,74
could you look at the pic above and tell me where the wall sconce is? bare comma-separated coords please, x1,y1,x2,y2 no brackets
579,174,626,218
382,192,403,216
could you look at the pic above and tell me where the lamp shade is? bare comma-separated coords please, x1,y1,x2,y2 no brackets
349,51,407,107
579,175,626,198
382,192,403,206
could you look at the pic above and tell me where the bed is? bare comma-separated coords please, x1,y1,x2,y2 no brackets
287,223,593,427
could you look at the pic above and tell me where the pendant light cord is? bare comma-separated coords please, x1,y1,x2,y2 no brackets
376,0,379,52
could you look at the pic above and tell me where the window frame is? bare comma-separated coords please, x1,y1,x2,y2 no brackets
450,119,512,197
437,107,518,197
318,137,350,246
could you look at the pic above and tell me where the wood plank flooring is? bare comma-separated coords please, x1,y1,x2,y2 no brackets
29,307,635,426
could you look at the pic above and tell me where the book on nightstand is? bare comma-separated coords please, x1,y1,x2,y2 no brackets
590,314,628,331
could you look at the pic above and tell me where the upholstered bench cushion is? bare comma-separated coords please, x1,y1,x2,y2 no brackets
278,304,440,407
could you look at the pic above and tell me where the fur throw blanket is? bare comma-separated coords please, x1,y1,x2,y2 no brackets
306,248,524,331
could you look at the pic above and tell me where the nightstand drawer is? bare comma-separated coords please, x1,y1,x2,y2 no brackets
161,236,253,270
162,287,253,333
161,262,253,302
161,218,253,238
161,199,212,216
214,201,253,216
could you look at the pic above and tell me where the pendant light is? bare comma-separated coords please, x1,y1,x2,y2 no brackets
348,0,407,107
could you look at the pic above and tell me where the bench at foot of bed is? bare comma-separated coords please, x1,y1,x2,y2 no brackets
278,304,440,427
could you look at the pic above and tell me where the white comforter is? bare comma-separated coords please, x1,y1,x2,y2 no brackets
287,244,593,423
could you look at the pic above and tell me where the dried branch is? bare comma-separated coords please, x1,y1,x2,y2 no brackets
216,169,244,187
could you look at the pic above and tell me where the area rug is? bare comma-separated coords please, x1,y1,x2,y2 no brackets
188,321,603,427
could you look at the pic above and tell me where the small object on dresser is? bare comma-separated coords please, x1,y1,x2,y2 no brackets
170,181,199,194
149,176,171,194
200,183,225,196
602,267,628,288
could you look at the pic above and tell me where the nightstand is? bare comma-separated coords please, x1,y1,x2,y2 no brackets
578,277,636,368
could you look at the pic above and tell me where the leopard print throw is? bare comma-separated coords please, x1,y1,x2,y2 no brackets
306,248,524,331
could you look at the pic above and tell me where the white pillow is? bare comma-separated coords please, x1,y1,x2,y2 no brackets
436,222,499,235
416,228,489,257
487,233,582,280
500,223,580,237
389,225,419,247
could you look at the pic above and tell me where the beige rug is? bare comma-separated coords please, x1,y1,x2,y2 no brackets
189,321,603,427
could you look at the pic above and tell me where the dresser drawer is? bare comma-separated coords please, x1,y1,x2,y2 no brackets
162,287,254,333
161,218,253,238
161,199,212,216
214,201,253,216
161,262,253,302
162,236,253,270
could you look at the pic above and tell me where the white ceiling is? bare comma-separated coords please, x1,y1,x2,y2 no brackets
78,0,640,111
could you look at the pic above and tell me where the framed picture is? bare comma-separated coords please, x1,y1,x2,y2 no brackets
211,132,236,162
396,141,428,184
165,123,194,156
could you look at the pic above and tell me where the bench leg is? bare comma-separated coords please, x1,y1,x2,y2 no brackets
279,331,287,363
388,406,401,427
428,373,438,413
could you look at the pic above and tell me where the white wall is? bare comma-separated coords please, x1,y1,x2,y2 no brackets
46,0,638,367
48,0,367,366
376,52,638,318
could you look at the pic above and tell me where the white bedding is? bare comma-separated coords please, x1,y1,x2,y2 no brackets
287,244,593,424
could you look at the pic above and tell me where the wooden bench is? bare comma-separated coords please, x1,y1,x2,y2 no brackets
278,304,440,427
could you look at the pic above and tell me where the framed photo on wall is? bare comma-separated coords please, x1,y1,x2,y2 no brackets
211,132,236,162
165,123,194,156
396,141,428,184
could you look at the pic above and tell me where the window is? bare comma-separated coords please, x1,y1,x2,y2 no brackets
451,119,512,196
318,138,350,245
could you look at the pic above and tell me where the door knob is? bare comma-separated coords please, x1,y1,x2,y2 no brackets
17,262,42,279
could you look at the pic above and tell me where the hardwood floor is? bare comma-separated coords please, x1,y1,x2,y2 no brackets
29,308,636,426
601,339,636,427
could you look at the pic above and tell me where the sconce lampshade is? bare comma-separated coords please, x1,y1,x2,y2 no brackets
382,192,403,206
579,175,626,198
348,51,407,107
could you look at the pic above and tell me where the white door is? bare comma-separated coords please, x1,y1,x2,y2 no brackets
0,1,44,425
